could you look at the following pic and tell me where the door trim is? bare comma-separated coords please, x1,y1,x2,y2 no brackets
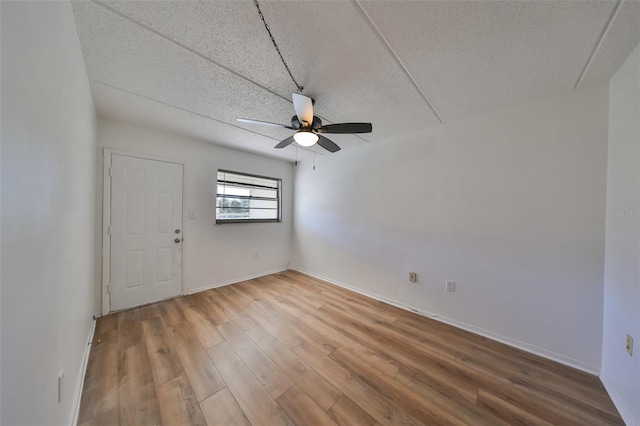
101,148,188,315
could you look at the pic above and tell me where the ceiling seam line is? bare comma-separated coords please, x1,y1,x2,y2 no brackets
93,81,277,139
352,0,444,124
92,81,323,155
574,0,624,89
95,80,361,149
93,1,368,148
94,0,370,147
94,1,291,104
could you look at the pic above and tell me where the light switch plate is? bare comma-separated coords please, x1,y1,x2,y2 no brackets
446,281,456,292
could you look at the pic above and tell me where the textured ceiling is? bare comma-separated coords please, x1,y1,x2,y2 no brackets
71,0,640,162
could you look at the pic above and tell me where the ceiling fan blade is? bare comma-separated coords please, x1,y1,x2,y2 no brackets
237,118,293,129
274,136,295,149
292,93,314,126
317,123,372,134
317,135,341,153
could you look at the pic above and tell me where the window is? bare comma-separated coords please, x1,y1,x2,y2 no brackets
216,170,281,223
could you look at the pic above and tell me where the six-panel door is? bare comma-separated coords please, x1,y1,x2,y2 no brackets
110,154,183,311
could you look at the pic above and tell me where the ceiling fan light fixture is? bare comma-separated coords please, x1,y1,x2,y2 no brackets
293,131,319,147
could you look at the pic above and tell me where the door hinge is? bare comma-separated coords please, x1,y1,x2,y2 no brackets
107,283,111,294
107,225,112,235
108,167,113,177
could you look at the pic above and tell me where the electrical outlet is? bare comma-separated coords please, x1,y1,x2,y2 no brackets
446,281,456,292
627,335,634,356
58,370,64,403
409,272,417,283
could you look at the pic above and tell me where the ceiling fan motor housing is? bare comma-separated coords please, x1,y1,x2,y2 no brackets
291,115,323,131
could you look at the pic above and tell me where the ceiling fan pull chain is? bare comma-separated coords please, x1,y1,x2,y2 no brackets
253,0,304,93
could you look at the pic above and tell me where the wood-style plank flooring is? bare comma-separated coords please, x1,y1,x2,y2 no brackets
78,271,623,425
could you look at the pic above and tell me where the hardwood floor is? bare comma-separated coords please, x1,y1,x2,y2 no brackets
78,271,623,425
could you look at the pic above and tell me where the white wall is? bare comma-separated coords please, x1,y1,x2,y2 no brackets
293,85,609,372
96,118,294,312
0,3,3,421
602,44,640,426
1,1,97,425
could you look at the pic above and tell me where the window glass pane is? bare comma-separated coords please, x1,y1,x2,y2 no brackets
217,185,250,197
249,188,278,199
249,199,278,209
217,171,278,189
216,197,249,214
216,208,250,220
249,209,278,219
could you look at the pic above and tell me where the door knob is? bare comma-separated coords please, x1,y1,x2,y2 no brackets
175,229,181,234
175,238,181,243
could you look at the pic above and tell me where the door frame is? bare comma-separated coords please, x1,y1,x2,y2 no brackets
101,148,188,315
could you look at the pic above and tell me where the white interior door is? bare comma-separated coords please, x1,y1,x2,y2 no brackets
109,154,183,311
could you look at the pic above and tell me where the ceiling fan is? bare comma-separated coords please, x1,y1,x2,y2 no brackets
237,93,372,153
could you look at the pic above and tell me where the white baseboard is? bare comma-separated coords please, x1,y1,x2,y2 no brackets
295,268,600,375
72,316,97,426
186,268,288,295
600,372,636,426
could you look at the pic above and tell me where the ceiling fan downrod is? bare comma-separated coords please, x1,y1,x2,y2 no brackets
252,0,303,94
